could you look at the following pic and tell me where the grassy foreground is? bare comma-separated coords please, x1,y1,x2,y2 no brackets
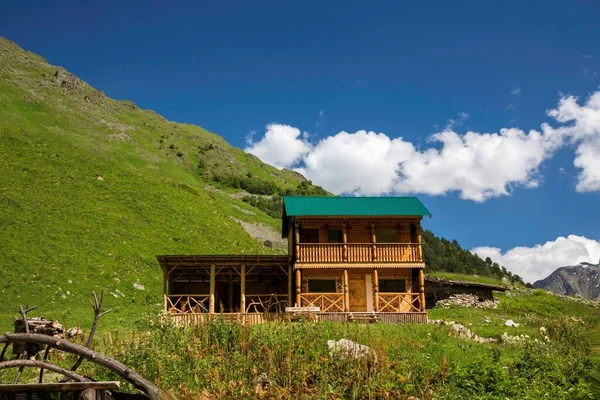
61,290,599,399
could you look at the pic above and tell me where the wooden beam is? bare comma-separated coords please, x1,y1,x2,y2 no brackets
295,269,301,307
343,269,349,312
342,221,348,261
371,223,377,261
241,264,246,313
373,269,379,312
162,268,167,313
209,264,216,314
288,263,293,306
418,268,425,311
295,220,300,262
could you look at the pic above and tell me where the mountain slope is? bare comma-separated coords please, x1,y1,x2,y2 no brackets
0,38,522,331
533,262,600,299
0,37,319,329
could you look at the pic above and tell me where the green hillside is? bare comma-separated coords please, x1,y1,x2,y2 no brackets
0,37,322,330
0,37,519,332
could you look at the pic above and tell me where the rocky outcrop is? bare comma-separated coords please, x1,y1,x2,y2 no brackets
533,262,600,300
435,293,499,309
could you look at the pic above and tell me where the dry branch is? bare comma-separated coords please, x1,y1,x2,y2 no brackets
0,359,87,382
0,333,168,400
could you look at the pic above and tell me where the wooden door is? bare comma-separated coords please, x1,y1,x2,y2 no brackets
349,276,367,311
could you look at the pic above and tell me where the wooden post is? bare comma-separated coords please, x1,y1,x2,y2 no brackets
343,269,349,312
162,268,168,313
240,264,246,313
209,264,216,314
417,221,423,261
288,263,293,307
295,269,301,307
342,221,348,261
295,220,301,262
371,223,377,261
373,269,379,312
418,268,425,312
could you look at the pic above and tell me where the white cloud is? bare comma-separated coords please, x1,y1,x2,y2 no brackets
249,125,562,201
546,91,600,191
473,235,600,283
245,124,311,169
511,87,521,95
244,90,600,200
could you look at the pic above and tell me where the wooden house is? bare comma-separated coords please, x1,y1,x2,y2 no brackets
157,196,431,324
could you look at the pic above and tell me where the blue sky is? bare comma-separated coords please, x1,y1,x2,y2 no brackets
2,1,599,281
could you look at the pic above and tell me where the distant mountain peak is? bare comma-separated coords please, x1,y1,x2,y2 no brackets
534,262,600,300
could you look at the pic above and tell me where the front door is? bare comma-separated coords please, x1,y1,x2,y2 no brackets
349,276,367,311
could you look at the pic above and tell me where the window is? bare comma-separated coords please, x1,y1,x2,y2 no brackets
379,279,406,293
308,279,337,293
376,227,398,243
300,228,319,243
327,229,343,243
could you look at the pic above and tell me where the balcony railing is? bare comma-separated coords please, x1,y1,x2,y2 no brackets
377,293,422,312
297,243,422,263
299,293,345,312
166,295,209,314
245,294,289,313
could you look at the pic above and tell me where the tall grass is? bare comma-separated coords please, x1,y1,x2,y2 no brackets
79,312,596,399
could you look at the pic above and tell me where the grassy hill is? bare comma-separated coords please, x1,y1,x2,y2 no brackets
0,37,324,331
0,37,521,333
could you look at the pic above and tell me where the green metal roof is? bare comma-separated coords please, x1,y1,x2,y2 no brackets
283,196,432,217
281,196,431,238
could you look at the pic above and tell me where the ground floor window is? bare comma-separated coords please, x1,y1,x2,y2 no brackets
308,279,337,293
379,278,406,292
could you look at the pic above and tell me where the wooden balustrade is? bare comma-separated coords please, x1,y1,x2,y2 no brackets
299,293,345,312
297,243,421,263
245,294,289,313
377,293,422,312
166,295,209,314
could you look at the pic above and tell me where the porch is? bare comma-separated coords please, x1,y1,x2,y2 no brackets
156,255,427,325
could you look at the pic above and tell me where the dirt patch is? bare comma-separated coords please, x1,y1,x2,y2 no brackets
231,217,286,250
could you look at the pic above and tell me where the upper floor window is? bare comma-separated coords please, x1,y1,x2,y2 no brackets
327,229,343,243
376,227,398,243
300,228,319,243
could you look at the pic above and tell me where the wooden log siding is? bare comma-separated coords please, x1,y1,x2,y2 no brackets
297,243,421,263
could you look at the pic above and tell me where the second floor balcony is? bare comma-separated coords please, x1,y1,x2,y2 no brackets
296,243,422,264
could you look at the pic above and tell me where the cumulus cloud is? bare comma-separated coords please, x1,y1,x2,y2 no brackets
546,91,600,191
473,235,600,283
244,90,600,200
245,124,311,169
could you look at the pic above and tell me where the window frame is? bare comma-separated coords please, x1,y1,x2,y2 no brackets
299,228,320,243
375,227,399,243
327,228,343,243
378,278,407,293
307,279,337,293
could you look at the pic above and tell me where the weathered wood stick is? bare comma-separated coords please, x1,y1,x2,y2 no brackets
38,345,52,383
70,290,112,372
0,333,168,400
0,359,87,382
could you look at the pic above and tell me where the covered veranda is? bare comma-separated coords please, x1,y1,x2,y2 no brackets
157,255,292,324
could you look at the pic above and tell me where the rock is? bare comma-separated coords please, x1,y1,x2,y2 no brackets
67,327,83,338
435,294,498,309
449,323,497,344
133,282,145,291
254,372,269,391
504,319,519,327
327,339,376,361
